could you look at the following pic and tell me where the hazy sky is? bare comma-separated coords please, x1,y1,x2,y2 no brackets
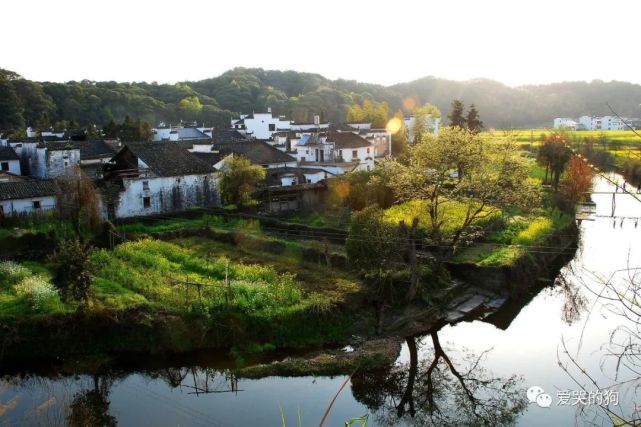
4,0,641,87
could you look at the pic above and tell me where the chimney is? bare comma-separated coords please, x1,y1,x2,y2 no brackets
267,107,272,114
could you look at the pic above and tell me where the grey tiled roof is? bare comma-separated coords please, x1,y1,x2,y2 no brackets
39,140,116,160
328,132,372,149
0,146,19,161
123,141,215,177
0,180,58,201
212,140,296,166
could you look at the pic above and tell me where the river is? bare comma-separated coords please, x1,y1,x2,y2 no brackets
1,175,640,426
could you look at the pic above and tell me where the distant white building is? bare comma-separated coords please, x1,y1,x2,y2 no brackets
231,109,291,140
554,116,628,131
404,114,440,142
153,126,211,142
553,118,578,130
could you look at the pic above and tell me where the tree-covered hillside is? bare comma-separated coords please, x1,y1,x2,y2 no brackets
1,67,640,133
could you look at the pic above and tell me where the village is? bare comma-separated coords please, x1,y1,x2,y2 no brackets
0,110,440,219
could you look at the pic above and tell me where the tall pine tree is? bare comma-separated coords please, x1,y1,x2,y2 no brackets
466,104,484,134
448,99,466,128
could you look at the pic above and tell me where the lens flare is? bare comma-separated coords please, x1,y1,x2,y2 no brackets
386,117,403,134
402,96,417,112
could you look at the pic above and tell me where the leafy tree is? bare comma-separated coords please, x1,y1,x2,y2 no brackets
103,119,119,138
327,169,395,210
218,155,266,207
48,239,94,305
36,112,51,131
387,127,540,249
347,99,389,128
411,103,442,144
560,156,594,208
119,116,153,142
447,99,466,128
537,133,572,189
0,77,25,130
466,104,483,133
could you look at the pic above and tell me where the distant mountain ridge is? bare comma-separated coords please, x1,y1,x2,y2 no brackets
1,67,640,132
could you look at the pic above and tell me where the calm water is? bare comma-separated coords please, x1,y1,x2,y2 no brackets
1,175,640,426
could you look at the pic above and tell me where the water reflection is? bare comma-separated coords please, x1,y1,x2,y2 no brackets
68,375,116,427
352,333,527,426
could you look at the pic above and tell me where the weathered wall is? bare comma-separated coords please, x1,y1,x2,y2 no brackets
43,149,81,178
113,173,219,218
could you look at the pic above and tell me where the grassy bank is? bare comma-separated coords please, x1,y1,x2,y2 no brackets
0,235,366,361
451,209,574,266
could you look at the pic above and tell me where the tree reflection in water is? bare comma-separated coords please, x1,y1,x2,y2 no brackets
351,333,527,426
67,374,117,427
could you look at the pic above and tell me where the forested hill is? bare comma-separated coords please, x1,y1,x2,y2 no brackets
1,66,640,132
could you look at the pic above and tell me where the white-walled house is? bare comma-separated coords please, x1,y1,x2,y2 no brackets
295,131,375,175
578,115,626,131
33,142,82,178
553,118,578,130
0,146,21,175
100,141,219,219
231,110,291,140
0,175,58,217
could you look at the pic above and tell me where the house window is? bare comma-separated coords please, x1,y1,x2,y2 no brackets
269,124,276,131
142,180,149,191
143,196,151,209
0,162,8,171
0,205,4,215
32,200,41,210
367,147,370,154
339,149,342,157
352,150,357,159
64,161,69,167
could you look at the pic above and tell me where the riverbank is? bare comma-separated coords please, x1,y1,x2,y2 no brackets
0,203,579,371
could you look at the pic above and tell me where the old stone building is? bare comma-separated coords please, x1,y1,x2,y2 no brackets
100,141,219,219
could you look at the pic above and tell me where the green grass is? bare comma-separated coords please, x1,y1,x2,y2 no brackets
0,216,79,240
452,210,573,266
0,261,73,319
384,199,500,237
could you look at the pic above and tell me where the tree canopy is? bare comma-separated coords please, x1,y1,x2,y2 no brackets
2,67,639,134
218,155,267,207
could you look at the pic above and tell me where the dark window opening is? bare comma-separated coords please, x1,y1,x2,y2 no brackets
1,162,8,171
268,124,276,131
142,181,149,190
352,150,358,159
143,196,151,208
32,200,41,209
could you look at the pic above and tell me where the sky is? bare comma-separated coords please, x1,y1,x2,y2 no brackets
4,0,641,87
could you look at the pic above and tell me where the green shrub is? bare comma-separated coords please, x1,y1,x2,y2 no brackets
0,261,31,287
14,276,60,310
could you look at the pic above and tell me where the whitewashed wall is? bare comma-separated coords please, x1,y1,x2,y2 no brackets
113,173,218,218
0,196,56,216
